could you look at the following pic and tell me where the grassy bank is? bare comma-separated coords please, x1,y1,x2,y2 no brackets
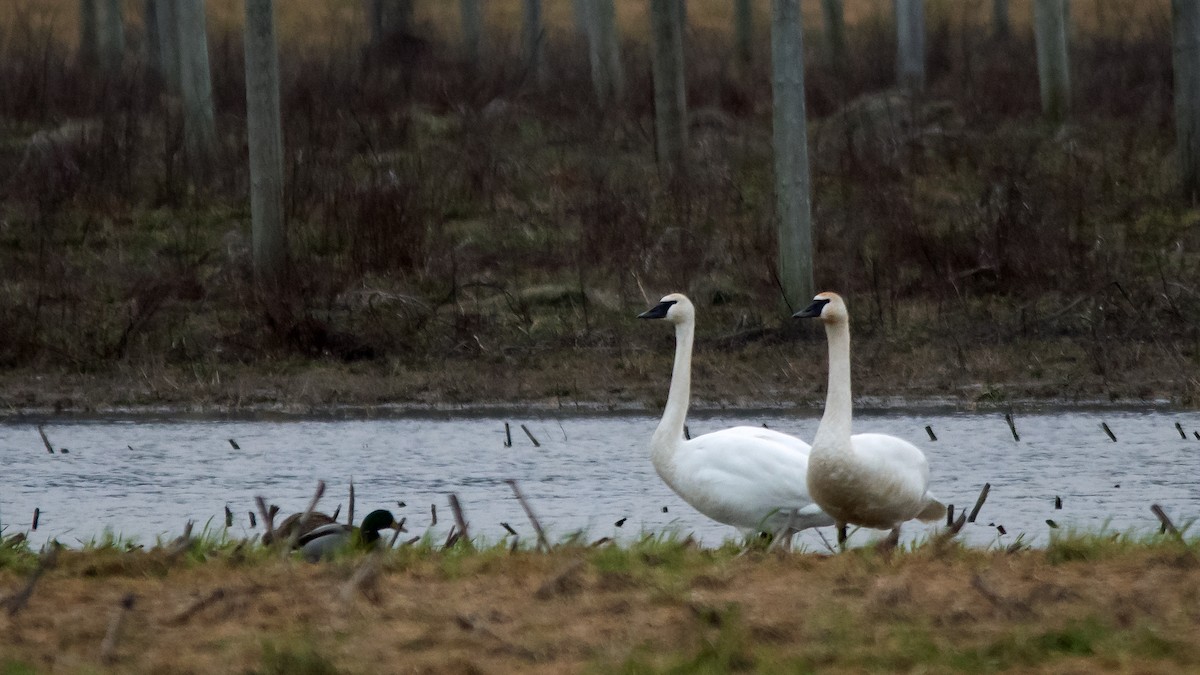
1,530,1199,673
1,0,1198,410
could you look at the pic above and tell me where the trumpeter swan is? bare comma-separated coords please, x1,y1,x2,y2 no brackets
639,293,834,540
794,292,945,543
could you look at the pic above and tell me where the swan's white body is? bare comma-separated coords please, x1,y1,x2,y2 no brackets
642,294,834,533
797,293,945,531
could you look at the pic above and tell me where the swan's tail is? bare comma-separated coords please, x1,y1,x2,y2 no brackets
916,494,947,523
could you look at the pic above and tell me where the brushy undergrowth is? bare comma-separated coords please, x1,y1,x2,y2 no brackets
0,1,1197,404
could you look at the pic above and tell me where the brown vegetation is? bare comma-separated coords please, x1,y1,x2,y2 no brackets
0,0,1197,411
2,535,1199,673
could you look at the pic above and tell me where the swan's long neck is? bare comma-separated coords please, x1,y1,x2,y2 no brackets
651,317,694,469
813,318,853,450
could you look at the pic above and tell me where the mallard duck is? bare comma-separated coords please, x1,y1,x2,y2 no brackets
298,509,398,562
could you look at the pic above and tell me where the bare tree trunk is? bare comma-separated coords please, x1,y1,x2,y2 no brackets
992,0,1010,39
771,0,814,308
1033,0,1070,123
734,0,753,68
571,0,590,37
99,0,125,74
821,0,846,73
587,0,624,104
154,0,181,91
522,0,547,86
895,0,925,91
80,0,99,66
244,0,288,289
1174,0,1200,202
650,0,687,175
144,0,161,78
460,0,482,71
176,0,216,183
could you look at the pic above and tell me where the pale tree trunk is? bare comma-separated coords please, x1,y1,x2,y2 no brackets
154,0,181,91
571,0,590,37
650,0,687,175
822,0,847,73
176,0,217,182
771,0,814,309
244,0,288,289
992,0,1010,39
895,0,925,91
522,0,547,86
369,0,415,41
144,0,161,78
99,0,125,74
734,0,753,68
1173,0,1200,202
80,0,99,66
587,0,624,104
460,0,482,71
1033,0,1070,123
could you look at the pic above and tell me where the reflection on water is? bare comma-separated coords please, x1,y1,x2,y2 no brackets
2,408,1197,550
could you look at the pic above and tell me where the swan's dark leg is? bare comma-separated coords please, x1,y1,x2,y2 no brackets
836,523,848,550
875,526,901,554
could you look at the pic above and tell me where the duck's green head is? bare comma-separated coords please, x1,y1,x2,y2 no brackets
358,509,398,543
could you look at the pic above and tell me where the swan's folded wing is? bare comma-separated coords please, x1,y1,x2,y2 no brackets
677,430,829,529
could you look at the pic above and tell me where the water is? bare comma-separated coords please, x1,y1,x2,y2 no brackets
2,408,1197,551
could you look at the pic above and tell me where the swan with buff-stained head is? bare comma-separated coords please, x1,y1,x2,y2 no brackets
794,292,945,544
638,293,834,542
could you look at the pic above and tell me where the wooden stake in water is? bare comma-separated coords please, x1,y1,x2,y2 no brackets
504,422,512,447
1055,495,1063,510
945,504,954,527
430,504,437,526
31,508,39,531
348,479,355,529
37,426,54,454
1176,422,1187,439
224,505,233,528
501,522,517,536
925,425,937,441
520,424,541,447
1101,422,1117,442
967,483,991,523
1004,413,1019,442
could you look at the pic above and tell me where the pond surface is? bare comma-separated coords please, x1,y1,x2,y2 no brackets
2,408,1197,551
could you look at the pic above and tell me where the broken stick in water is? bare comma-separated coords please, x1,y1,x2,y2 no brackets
1004,413,1020,442
506,479,550,552
1101,422,1117,442
925,425,937,441
1177,422,1187,440
448,494,470,545
967,483,991,523
504,422,512,447
36,426,54,454
1151,503,1181,538
520,424,541,447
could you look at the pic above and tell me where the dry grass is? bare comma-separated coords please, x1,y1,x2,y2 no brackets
2,534,1199,673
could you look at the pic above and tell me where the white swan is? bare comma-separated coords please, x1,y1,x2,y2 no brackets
794,292,945,543
639,293,834,539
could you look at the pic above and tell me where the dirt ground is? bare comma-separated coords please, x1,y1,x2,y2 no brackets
2,541,1199,674
0,334,1192,417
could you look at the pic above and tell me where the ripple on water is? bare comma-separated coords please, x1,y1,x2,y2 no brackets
2,408,1198,550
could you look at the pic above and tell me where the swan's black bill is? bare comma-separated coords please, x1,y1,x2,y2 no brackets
793,298,830,319
637,300,677,319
